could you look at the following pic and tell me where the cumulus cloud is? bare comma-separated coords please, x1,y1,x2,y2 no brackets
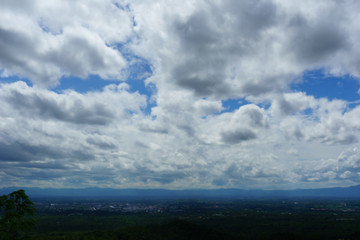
292,147,360,184
0,81,146,125
1,0,360,189
220,104,268,144
132,0,360,101
0,0,132,87
270,92,317,116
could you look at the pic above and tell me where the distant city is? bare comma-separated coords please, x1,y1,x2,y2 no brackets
2,185,360,200
34,199,358,216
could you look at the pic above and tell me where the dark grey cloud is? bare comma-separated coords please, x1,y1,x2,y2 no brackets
169,0,278,98
138,124,169,134
174,11,219,54
277,98,299,115
0,27,34,63
244,106,269,128
174,0,277,53
8,161,69,170
177,124,195,137
221,129,257,144
0,27,47,81
3,83,115,125
0,141,64,163
241,81,276,96
222,0,278,38
174,69,231,97
240,75,291,97
289,19,347,63
0,140,94,164
86,136,117,149
5,168,75,180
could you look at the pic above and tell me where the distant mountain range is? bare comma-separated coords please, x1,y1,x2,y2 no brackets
1,185,360,200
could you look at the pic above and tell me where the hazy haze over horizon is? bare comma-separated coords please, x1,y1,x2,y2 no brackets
1,0,360,190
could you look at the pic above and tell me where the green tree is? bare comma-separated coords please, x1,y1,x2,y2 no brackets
0,190,36,240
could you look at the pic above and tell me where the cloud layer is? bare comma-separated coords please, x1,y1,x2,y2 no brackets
1,0,360,189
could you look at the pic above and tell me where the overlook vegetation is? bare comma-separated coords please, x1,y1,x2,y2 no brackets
0,190,36,240
2,190,360,239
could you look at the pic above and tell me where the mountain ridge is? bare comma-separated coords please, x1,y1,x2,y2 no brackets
1,185,360,199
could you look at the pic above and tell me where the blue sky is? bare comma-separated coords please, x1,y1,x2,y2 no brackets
296,70,360,102
0,0,360,190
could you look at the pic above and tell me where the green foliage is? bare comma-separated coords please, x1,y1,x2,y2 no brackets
0,190,36,240
33,219,232,240
26,199,360,240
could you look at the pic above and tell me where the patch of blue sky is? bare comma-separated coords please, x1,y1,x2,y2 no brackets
52,74,118,93
115,43,156,115
53,67,153,97
112,1,129,12
219,98,250,114
302,108,313,116
199,98,248,119
0,73,33,87
38,20,51,33
292,69,360,103
53,45,155,115
218,97,271,115
112,2,136,28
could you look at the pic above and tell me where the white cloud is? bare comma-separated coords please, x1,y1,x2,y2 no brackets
292,147,360,184
131,0,360,101
193,99,223,116
0,0,132,87
1,0,360,189
0,81,146,124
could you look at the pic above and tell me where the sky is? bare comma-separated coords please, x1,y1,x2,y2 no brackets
0,0,360,190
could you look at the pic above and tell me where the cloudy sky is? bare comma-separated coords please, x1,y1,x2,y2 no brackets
1,0,360,190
